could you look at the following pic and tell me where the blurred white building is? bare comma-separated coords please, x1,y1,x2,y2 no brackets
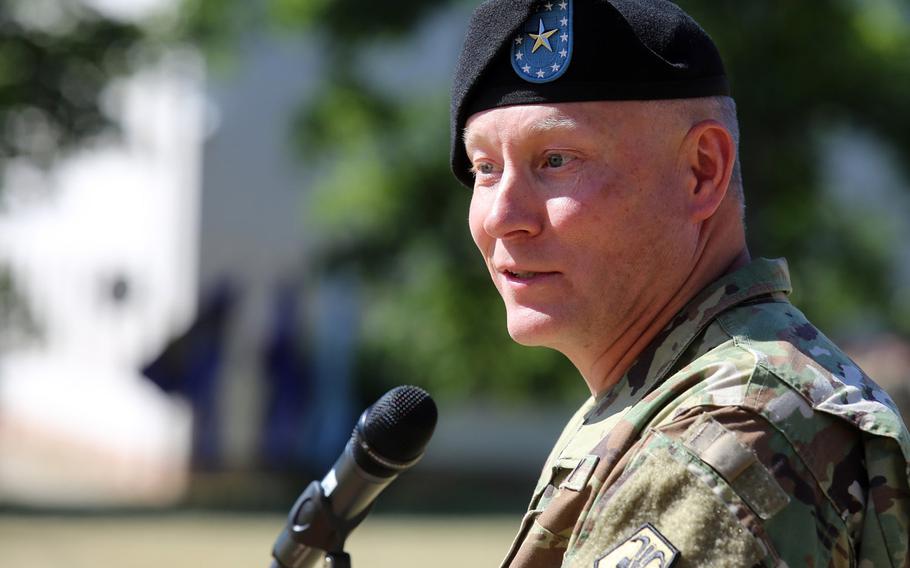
0,46,203,506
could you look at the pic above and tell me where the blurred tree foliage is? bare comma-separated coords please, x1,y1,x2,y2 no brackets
189,0,910,402
0,1,145,181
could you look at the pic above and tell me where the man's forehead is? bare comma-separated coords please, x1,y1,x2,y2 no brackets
464,104,588,149
466,102,576,129
463,100,650,148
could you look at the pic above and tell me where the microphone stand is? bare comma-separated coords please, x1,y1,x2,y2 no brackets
271,480,370,568
324,552,351,568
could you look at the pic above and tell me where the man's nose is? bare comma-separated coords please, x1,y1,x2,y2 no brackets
482,167,542,240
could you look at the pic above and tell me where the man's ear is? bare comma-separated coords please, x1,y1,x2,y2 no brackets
679,119,736,222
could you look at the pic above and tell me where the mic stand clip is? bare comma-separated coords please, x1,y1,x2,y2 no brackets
272,480,370,568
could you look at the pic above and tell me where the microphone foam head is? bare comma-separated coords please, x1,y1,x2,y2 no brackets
353,385,438,477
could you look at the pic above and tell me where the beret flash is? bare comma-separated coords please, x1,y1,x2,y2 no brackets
450,0,730,188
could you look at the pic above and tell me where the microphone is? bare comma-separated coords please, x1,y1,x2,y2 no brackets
270,385,438,568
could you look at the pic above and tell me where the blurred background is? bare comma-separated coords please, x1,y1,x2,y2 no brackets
0,0,908,566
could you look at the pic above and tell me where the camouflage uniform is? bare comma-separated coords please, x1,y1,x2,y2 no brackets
503,258,910,567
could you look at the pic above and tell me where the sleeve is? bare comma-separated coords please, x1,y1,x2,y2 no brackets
858,435,910,567
563,404,870,568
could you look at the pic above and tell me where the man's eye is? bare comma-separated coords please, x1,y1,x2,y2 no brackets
474,162,495,175
545,153,570,168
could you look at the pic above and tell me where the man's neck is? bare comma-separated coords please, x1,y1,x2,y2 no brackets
580,245,751,397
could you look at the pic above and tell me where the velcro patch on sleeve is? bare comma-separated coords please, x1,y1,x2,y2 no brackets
563,438,770,568
593,523,679,568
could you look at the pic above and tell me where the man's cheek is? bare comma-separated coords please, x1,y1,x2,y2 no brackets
468,219,495,264
467,207,487,250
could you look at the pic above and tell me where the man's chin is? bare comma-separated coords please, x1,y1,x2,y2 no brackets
505,312,561,347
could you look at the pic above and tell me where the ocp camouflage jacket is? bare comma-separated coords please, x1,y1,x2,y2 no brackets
503,258,910,568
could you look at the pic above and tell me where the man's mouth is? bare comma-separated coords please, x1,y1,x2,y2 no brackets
506,270,538,279
502,270,555,281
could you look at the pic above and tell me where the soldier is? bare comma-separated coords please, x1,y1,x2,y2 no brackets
450,1,910,567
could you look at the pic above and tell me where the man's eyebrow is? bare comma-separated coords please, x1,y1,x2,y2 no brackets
526,116,580,136
462,128,482,152
463,115,581,151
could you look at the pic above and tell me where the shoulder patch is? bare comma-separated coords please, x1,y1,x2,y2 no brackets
594,523,679,568
511,0,573,83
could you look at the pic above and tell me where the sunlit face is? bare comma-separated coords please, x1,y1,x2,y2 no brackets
464,101,695,357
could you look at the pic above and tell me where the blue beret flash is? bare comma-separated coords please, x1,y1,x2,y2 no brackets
511,1,573,83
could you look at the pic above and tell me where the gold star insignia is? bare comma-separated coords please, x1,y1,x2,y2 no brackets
529,18,558,53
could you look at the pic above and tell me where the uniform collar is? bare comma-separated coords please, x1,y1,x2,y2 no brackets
591,257,792,412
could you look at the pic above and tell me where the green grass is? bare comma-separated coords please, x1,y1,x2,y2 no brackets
0,513,518,567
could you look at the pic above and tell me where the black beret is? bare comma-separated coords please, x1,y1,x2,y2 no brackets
450,0,730,188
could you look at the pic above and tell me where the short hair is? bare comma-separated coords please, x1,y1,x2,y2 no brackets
654,96,745,214
713,96,744,208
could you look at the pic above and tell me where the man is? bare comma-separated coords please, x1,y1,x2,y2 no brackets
449,1,910,566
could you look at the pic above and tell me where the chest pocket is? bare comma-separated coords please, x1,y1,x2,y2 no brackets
503,400,627,567
504,457,600,568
